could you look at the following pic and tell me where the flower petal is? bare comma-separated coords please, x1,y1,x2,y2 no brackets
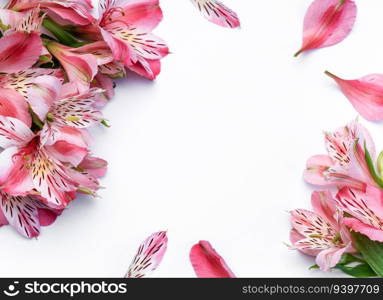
191,0,240,28
0,116,34,148
0,88,31,127
315,246,348,271
311,190,338,228
291,209,336,239
343,217,383,242
0,32,42,73
189,240,235,278
304,155,333,186
0,192,41,238
125,231,168,278
295,0,357,56
326,71,383,121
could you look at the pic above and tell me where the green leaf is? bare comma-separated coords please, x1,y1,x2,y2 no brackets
309,264,319,270
364,144,383,189
352,232,383,277
338,253,366,265
42,18,80,46
335,263,377,278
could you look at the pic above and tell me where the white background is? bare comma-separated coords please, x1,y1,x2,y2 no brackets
1,0,383,277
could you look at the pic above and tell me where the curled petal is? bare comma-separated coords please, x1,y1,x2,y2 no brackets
295,0,357,56
190,240,235,278
343,218,383,242
191,0,240,28
326,71,383,121
78,155,108,178
125,231,168,278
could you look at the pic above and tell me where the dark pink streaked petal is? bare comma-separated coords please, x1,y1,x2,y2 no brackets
125,231,168,278
191,0,240,28
190,241,235,278
326,71,383,121
0,32,42,73
295,0,357,57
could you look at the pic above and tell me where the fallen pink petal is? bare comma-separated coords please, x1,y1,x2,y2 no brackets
295,0,357,57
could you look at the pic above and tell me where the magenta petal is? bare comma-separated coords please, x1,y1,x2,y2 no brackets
0,88,31,127
189,240,235,278
295,0,357,56
0,32,42,73
326,71,383,121
37,208,61,227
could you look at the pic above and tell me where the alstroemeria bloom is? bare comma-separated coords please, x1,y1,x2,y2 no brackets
190,0,240,28
304,120,375,189
26,80,104,145
336,185,383,242
46,41,98,92
295,0,357,56
190,240,235,278
0,8,43,73
0,116,91,209
290,191,355,271
6,0,95,25
78,0,169,79
125,231,168,278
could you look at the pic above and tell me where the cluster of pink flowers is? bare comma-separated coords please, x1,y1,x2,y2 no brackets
290,118,383,275
0,0,239,239
291,0,383,277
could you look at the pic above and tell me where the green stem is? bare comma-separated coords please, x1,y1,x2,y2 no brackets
42,18,79,46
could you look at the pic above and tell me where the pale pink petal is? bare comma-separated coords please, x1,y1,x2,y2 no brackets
0,116,34,148
0,32,42,73
291,209,336,239
295,0,357,56
315,246,348,271
343,217,383,242
27,75,62,121
289,229,319,256
326,71,383,121
50,88,103,128
304,155,333,185
189,240,235,278
72,41,114,65
99,61,126,78
311,190,338,228
0,192,40,238
191,0,240,28
125,231,168,278
0,88,31,127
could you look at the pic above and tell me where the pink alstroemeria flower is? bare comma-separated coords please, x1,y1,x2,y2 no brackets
125,231,168,278
290,191,355,271
77,0,169,80
46,41,98,92
6,0,95,25
336,185,383,242
304,120,375,190
0,8,43,73
190,240,235,278
0,116,92,209
190,0,240,28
